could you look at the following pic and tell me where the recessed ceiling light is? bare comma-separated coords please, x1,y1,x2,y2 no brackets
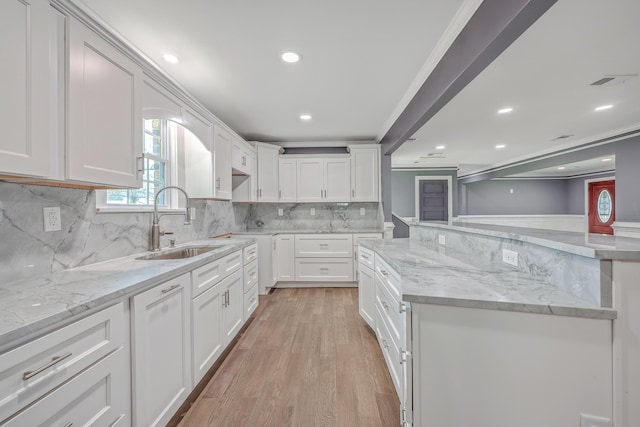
435,145,446,150
557,166,566,170
299,114,312,121
495,144,506,149
281,51,301,63
497,107,513,114
594,104,613,111
163,53,179,64
602,158,612,162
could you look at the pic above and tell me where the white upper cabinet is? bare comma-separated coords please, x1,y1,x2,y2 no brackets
256,143,280,202
296,158,324,202
232,138,253,176
66,17,143,188
213,125,233,200
350,145,380,202
296,157,351,202
0,0,52,178
278,158,297,202
324,157,351,201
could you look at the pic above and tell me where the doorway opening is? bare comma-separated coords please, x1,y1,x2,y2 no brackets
414,176,452,224
587,179,615,234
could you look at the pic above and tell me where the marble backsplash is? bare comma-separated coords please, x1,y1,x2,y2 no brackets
242,202,383,232
409,225,605,307
0,181,383,283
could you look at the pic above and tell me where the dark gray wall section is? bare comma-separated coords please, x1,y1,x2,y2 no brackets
566,172,615,215
614,138,640,222
391,169,458,217
465,179,568,215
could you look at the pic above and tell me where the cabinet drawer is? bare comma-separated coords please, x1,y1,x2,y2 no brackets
358,246,375,269
191,257,224,297
2,347,127,427
0,303,124,422
375,303,401,398
295,258,354,281
244,259,258,293
222,250,243,276
243,243,258,265
244,284,259,320
294,234,353,258
352,233,383,245
375,254,401,300
375,273,405,347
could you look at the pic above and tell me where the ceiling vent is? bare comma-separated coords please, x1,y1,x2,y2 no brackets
590,74,637,86
551,134,574,141
414,152,445,163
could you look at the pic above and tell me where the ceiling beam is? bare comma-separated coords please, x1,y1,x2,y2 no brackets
379,0,557,156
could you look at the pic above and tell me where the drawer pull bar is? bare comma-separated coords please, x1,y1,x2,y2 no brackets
361,254,369,260
63,423,73,427
161,284,181,294
23,352,72,380
380,270,389,276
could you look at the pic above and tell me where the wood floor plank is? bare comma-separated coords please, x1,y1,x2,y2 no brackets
178,287,399,427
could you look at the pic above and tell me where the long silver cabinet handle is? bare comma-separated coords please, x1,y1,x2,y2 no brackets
63,423,73,427
23,352,73,380
161,284,181,294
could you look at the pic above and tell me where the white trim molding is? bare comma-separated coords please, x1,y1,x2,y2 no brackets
612,222,640,239
414,176,453,225
384,222,396,240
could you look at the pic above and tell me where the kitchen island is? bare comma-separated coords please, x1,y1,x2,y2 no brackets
359,222,640,427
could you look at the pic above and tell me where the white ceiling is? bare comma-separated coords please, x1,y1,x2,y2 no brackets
73,0,640,177
506,156,616,178
77,0,468,142
392,0,640,176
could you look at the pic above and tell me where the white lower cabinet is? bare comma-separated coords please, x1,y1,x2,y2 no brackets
358,261,375,329
276,234,295,281
0,303,126,425
131,273,192,427
295,258,353,281
192,283,224,384
2,347,127,427
221,270,244,344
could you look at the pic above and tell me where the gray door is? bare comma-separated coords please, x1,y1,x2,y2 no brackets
420,180,448,221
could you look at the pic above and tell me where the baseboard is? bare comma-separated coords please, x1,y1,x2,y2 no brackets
612,221,640,238
274,281,357,288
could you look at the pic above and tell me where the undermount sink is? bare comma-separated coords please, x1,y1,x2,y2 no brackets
136,245,223,260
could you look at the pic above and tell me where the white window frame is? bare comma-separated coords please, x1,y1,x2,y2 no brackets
96,119,180,213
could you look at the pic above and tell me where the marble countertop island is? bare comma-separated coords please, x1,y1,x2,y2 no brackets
361,239,616,320
0,238,255,352
233,228,384,235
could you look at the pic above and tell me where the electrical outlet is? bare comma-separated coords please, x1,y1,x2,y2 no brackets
438,234,445,245
580,414,611,427
310,208,315,216
360,207,366,216
502,249,518,267
278,208,284,216
43,207,61,232
190,207,196,220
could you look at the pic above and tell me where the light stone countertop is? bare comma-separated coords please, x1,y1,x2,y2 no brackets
361,239,616,320
233,229,384,236
0,238,255,352
412,221,640,260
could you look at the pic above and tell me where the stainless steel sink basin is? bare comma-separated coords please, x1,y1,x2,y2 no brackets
136,245,223,260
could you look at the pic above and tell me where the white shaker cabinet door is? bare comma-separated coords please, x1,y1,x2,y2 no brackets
276,234,295,281
0,0,52,177
131,273,192,427
67,17,143,187
278,158,297,202
213,125,233,200
192,282,224,384
296,158,324,202
221,270,244,346
350,146,379,202
256,144,279,202
324,157,351,201
358,264,375,329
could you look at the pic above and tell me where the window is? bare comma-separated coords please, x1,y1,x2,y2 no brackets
98,119,177,211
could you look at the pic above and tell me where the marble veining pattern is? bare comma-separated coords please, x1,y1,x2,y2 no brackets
410,224,604,306
361,239,615,320
0,238,254,351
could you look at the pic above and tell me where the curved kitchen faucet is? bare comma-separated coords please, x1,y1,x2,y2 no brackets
151,186,192,251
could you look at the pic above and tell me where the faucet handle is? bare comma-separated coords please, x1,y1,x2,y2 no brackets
169,239,176,248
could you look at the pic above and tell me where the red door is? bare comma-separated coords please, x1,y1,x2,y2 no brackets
588,180,615,234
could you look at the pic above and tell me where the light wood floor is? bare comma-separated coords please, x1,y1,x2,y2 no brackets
177,288,400,427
